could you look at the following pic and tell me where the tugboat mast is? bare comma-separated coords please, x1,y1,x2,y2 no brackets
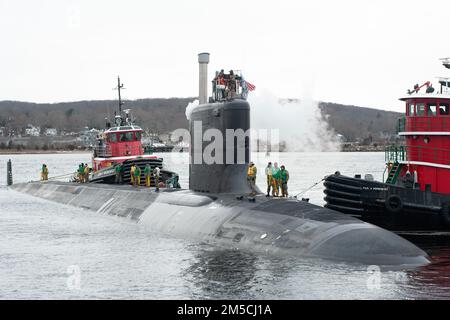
115,76,125,114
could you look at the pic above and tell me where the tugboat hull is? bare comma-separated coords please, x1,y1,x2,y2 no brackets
324,174,450,231
90,158,179,187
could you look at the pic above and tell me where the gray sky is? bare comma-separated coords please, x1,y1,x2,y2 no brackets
1,0,449,110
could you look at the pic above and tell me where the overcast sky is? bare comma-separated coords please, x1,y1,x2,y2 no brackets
1,0,449,110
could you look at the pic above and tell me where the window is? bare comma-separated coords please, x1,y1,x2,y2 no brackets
427,103,437,116
135,132,141,141
416,103,425,116
108,133,117,142
439,103,449,115
408,103,415,116
120,132,134,142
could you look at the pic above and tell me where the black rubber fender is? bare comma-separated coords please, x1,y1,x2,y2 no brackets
441,202,450,227
385,194,403,213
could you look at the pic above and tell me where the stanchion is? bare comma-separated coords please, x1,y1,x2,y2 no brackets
7,159,13,186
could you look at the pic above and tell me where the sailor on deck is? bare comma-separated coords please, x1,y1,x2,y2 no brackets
153,166,161,191
41,164,49,181
130,164,136,185
115,163,123,184
133,164,141,187
144,164,152,187
265,162,273,197
247,162,257,196
271,162,280,197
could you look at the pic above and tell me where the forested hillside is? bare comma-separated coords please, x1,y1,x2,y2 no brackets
0,99,401,141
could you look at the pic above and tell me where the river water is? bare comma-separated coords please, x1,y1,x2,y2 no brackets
0,152,449,299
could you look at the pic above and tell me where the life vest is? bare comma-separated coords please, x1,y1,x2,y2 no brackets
247,166,256,177
272,167,280,179
280,170,288,183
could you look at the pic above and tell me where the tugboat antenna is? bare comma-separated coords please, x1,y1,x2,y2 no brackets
114,76,126,114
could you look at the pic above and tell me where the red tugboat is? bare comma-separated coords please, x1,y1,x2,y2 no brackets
89,77,180,187
324,59,450,231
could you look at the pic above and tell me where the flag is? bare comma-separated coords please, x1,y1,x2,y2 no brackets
244,80,256,91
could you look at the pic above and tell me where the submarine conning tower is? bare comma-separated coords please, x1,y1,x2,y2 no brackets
189,53,253,194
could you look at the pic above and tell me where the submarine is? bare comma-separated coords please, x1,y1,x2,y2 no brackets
10,53,430,267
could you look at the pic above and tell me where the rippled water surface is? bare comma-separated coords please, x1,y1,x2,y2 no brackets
0,152,449,299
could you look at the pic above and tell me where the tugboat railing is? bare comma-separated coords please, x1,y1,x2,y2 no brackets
385,145,450,166
93,145,112,157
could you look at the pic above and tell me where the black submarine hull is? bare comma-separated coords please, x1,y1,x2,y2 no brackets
10,181,429,267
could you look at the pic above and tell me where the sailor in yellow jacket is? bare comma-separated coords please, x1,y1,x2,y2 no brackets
41,164,49,181
130,164,136,185
247,162,257,196
84,164,90,183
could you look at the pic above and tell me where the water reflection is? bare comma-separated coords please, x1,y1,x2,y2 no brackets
185,248,258,298
404,248,450,299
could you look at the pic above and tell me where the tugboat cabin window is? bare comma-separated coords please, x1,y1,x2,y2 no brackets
439,103,449,115
135,132,141,140
416,103,425,116
108,133,118,142
427,103,437,116
408,102,415,116
120,132,134,142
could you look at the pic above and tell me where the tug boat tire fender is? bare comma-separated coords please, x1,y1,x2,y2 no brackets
385,194,403,213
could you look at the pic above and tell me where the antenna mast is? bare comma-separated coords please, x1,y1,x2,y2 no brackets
114,76,125,113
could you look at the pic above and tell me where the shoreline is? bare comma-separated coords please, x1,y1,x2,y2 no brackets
0,150,91,155
0,149,386,155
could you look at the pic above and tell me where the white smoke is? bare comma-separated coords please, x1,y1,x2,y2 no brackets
248,90,341,152
185,99,199,120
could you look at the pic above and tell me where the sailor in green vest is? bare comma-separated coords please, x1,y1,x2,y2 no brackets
271,162,281,197
133,164,141,187
144,164,152,187
78,163,84,183
280,165,289,197
115,163,123,184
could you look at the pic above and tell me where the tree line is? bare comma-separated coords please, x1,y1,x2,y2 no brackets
0,98,401,142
